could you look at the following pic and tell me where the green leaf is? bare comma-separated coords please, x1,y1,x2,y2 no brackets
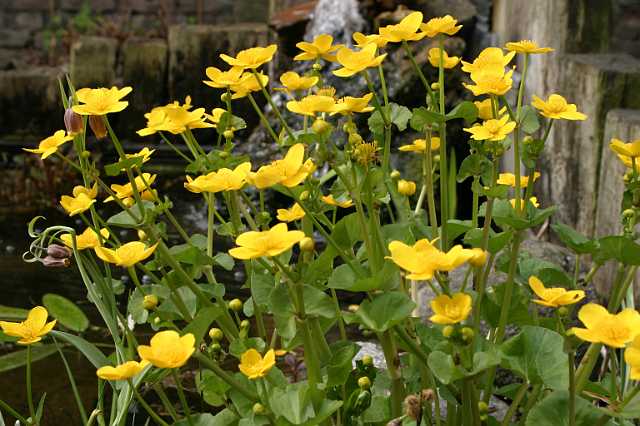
269,383,315,424
593,236,640,265
213,253,234,271
210,409,238,425
229,338,266,359
183,306,221,345
464,228,513,253
197,369,231,407
388,103,412,131
51,330,109,368
303,285,335,319
104,156,143,176
551,223,598,254
107,201,154,228
427,348,500,384
0,305,29,321
500,326,568,389
42,294,89,332
0,345,57,373
446,101,478,124
410,106,445,132
519,105,540,134
457,153,493,182
327,341,359,387
354,292,415,332
526,390,613,426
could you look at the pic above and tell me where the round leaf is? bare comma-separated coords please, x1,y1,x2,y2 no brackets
42,293,89,332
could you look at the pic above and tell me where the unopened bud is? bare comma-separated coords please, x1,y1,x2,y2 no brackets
348,304,359,313
442,325,455,338
433,155,440,163
137,230,147,241
390,170,401,179
208,327,224,341
229,298,243,312
461,327,474,342
220,93,231,103
431,82,440,90
299,190,309,201
240,319,250,329
42,256,71,268
361,354,373,366
558,306,569,317
348,132,363,145
623,209,635,219
357,376,371,390
312,63,322,71
480,414,488,422
143,294,158,310
299,237,315,252
219,151,230,158
312,118,331,135
343,122,356,133
478,401,489,413
153,317,161,325
88,115,107,139
64,107,83,135
123,197,135,207
397,179,417,196
80,150,91,159
47,244,71,259
253,403,265,415
223,130,234,140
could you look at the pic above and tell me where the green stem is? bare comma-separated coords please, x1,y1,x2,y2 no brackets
130,381,171,426
0,399,29,425
194,354,259,401
424,128,439,237
53,338,88,425
26,344,35,422
172,370,193,425
252,69,296,141
437,39,449,251
500,383,528,426
380,330,405,417
248,93,280,144
330,288,347,341
154,384,179,422
569,350,576,426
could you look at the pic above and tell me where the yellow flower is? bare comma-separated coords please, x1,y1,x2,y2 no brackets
60,227,109,250
207,108,227,126
96,360,149,381
570,304,640,348
230,72,270,99
276,203,306,222
184,162,251,193
464,115,516,141
474,99,507,120
353,32,388,49
624,336,640,380
286,95,336,117
333,44,388,78
105,173,156,203
321,194,353,208
0,306,56,345
531,94,586,120
72,86,132,116
220,44,278,69
60,184,98,216
278,71,318,91
203,66,244,89
94,241,158,268
229,223,306,259
397,179,417,196
137,100,213,136
528,276,585,308
463,69,514,96
419,15,462,37
399,137,440,153
125,147,155,168
137,109,173,136
427,48,460,69
386,239,475,280
510,196,540,210
461,47,515,75
379,11,426,43
331,93,374,115
610,138,640,158
239,349,276,379
23,130,73,159
468,248,487,267
294,34,342,62
497,172,540,188
505,40,553,54
247,144,315,189
430,293,472,325
137,330,195,369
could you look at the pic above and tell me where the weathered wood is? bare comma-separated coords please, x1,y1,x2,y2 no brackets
593,109,640,294
70,36,118,88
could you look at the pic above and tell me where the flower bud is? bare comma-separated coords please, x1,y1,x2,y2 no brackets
88,115,107,139
223,130,234,140
80,150,91,159
220,93,231,103
229,298,243,312
299,237,315,252
431,82,440,90
442,325,455,338
461,327,474,342
343,122,356,133
433,155,440,163
137,230,148,241
558,306,569,317
480,414,488,422
390,170,401,179
357,376,371,390
312,118,331,135
219,151,230,158
478,401,489,414
209,327,224,341
299,190,310,201
42,256,71,268
240,319,250,329
64,107,83,135
469,249,487,267
312,63,322,71
47,244,71,259
143,294,158,310
397,179,417,196
361,355,373,366
210,342,221,352
348,132,363,145
153,316,161,325
404,394,421,420
623,209,635,219
123,197,135,207
253,403,266,415
348,304,359,313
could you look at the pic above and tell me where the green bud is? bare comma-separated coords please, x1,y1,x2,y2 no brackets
558,306,569,317
390,170,401,179
433,154,440,163
348,132,363,145
357,376,371,390
259,211,271,222
361,355,373,366
461,327,474,342
480,414,488,422
442,325,455,338
478,401,489,414
623,209,635,219
143,294,158,310
223,129,234,140
431,82,440,90
240,319,250,329
208,327,224,341
348,304,359,313
137,230,148,241
229,298,243,312
81,150,92,159
299,237,315,252
253,403,265,415
210,342,221,352
312,63,322,71
220,93,231,102
312,118,331,134
153,317,161,325
219,151,230,158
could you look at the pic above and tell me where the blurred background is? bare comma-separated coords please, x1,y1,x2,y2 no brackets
0,0,639,423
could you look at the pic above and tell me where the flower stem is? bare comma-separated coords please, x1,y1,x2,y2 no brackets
248,93,280,144
172,369,193,425
252,69,296,142
437,39,449,251
500,383,528,426
129,381,170,426
569,350,576,426
26,345,35,422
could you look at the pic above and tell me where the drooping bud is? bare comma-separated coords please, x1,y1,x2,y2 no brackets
47,244,71,259
240,319,250,329
404,394,421,420
223,129,234,140
461,327,474,342
42,256,71,268
299,190,310,201
431,82,440,90
137,230,148,241
89,115,107,139
64,106,83,135
442,325,455,338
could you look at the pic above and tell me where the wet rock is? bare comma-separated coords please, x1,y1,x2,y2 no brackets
121,38,168,135
70,36,118,88
416,0,477,22
304,0,365,44
0,66,63,138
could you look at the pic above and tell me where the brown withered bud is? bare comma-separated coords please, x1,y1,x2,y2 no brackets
89,115,107,139
42,256,71,268
385,419,402,426
421,389,435,401
403,394,421,421
64,106,84,135
47,244,71,259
